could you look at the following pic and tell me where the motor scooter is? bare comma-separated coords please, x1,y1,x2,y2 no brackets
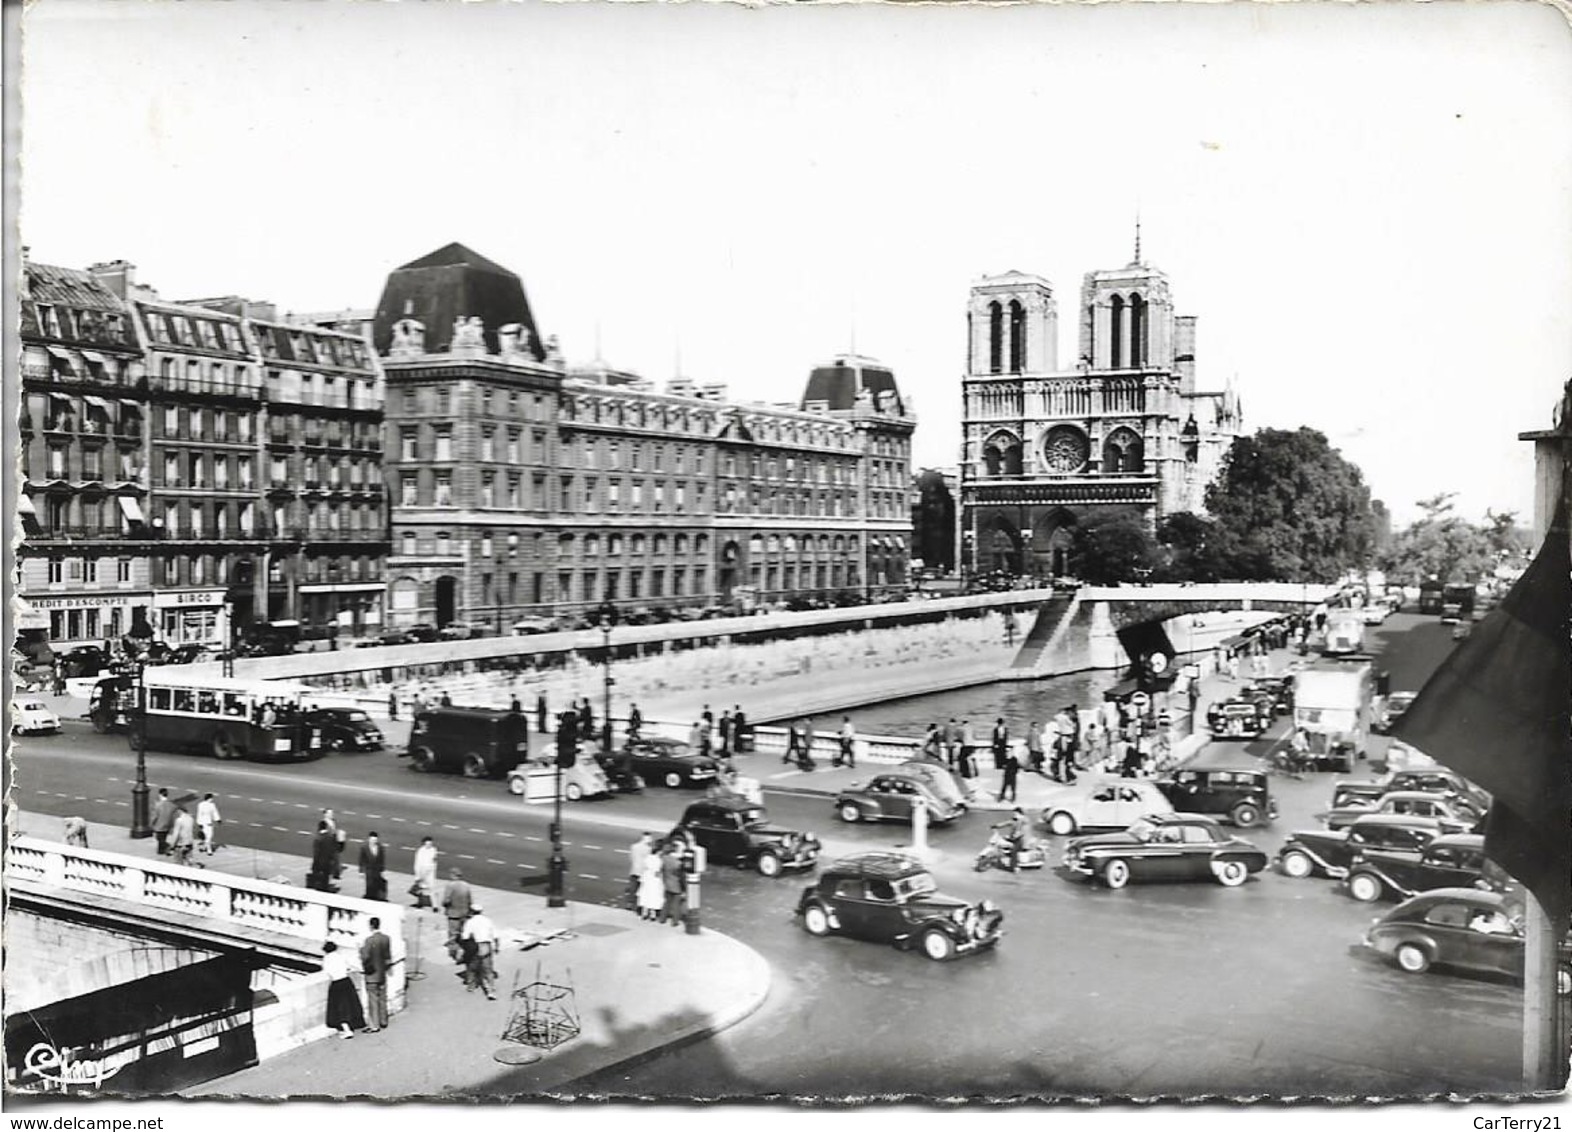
974,828,1046,872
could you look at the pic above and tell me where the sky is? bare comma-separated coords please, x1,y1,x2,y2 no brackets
17,0,1572,529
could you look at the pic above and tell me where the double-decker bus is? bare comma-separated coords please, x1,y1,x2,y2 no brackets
1440,583,1476,624
116,668,327,762
1417,580,1445,615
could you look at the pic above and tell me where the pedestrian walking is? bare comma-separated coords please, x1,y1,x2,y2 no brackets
627,703,643,742
661,838,688,926
169,806,196,868
689,719,707,755
1007,807,1029,872
442,868,474,959
718,708,733,755
411,836,438,909
783,720,801,766
196,792,222,855
1065,705,1083,771
459,905,498,998
637,837,666,921
535,691,548,735
943,717,962,770
63,815,89,848
387,688,399,721
959,720,977,778
1120,730,1144,778
701,704,715,731
990,718,1009,771
1025,720,1046,775
579,698,595,741
322,941,367,1038
997,748,1020,803
627,832,654,911
151,788,175,856
439,691,453,707
309,821,338,891
921,722,943,761
732,706,748,752
322,808,346,879
358,830,388,901
794,718,816,772
360,916,393,1027
835,716,857,768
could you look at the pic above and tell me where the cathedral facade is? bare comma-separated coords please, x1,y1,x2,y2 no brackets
957,252,1241,579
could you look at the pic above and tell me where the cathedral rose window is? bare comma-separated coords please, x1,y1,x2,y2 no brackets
1042,425,1089,473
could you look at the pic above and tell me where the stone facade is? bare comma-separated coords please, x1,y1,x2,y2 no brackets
958,255,1241,579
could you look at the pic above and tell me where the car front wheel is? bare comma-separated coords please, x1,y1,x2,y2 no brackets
1396,942,1431,973
410,746,436,773
756,851,782,878
921,928,957,961
565,782,583,802
838,802,862,823
664,772,682,789
802,903,831,936
1047,811,1077,836
507,775,526,796
1213,859,1249,887
1348,872,1384,903
1280,850,1314,878
1102,859,1130,889
1231,802,1261,828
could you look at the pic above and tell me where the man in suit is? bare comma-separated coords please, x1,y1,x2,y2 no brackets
442,867,474,960
359,916,393,1031
358,830,388,901
150,788,175,855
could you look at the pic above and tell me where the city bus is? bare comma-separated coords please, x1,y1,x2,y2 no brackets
123,668,327,762
1417,580,1445,615
1440,583,1476,624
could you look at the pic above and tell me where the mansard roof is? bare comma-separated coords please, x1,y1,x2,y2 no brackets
372,242,544,361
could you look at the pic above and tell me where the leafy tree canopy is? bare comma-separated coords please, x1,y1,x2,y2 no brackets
1069,510,1159,585
1378,494,1528,586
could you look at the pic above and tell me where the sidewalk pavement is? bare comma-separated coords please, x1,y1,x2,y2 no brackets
11,809,771,1099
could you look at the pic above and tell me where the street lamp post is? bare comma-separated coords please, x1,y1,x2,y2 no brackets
129,660,151,838
547,708,576,909
597,600,619,754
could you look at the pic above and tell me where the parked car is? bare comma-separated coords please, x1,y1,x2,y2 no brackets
1039,776,1174,836
625,736,720,788
678,797,820,877
1381,740,1438,773
405,623,441,643
834,773,968,825
1374,691,1418,733
304,706,386,752
1206,696,1273,739
1248,676,1295,717
401,707,531,778
1275,813,1447,880
1360,603,1391,626
1330,768,1487,812
795,852,1004,960
512,617,554,636
1154,767,1278,828
1061,814,1269,889
507,752,610,801
1362,888,1570,993
11,699,61,736
1342,833,1488,903
439,622,489,641
1318,790,1482,834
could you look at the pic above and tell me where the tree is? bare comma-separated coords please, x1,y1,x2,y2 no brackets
1153,512,1225,582
1379,493,1498,585
1068,510,1158,585
1203,428,1376,581
909,468,956,573
1483,508,1532,559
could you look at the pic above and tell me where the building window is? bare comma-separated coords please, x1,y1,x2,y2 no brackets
480,473,495,508
607,481,620,510
401,475,418,506
434,428,452,462
509,475,522,508
560,476,573,511
47,557,64,585
401,428,418,460
401,532,416,556
434,473,452,506
481,534,493,558
436,532,451,556
988,301,1003,374
508,429,521,463
481,429,495,462
118,558,132,584
48,444,69,479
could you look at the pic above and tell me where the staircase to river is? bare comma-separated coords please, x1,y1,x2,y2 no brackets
1009,593,1078,670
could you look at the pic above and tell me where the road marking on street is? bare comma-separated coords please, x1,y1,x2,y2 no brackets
366,814,383,820
769,770,806,780
518,862,538,869
583,844,603,850
111,800,129,807
496,831,515,838
523,835,542,842
390,816,407,821
576,873,600,880
271,825,289,832
457,853,476,860
247,797,264,803
416,820,432,826
486,858,506,865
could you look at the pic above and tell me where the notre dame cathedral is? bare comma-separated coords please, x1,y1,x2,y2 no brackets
958,243,1242,579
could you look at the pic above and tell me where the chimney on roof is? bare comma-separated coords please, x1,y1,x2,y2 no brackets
87,260,137,299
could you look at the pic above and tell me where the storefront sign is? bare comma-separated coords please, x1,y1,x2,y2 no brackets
27,594,145,611
152,589,228,609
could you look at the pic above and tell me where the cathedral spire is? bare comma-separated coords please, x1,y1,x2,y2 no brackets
1132,213,1143,267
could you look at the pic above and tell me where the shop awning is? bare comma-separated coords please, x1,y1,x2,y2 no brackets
47,391,73,404
17,494,36,516
297,582,386,594
78,350,107,366
117,496,145,524
1219,634,1252,650
80,395,113,411
118,399,142,413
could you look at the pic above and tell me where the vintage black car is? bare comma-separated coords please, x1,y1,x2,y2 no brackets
305,706,386,752
402,707,531,778
626,736,720,788
678,797,820,877
1248,676,1294,716
834,772,968,825
1206,696,1274,739
1343,833,1487,903
1061,814,1269,889
594,746,644,793
1275,813,1446,880
1330,769,1490,813
1318,790,1482,834
1363,888,1571,993
795,852,1004,960
1155,767,1277,828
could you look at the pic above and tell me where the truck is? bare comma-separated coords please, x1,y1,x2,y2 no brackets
1417,580,1445,616
1322,608,1365,656
1440,583,1476,624
1292,659,1375,773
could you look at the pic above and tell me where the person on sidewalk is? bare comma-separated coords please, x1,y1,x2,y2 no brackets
990,718,1010,771
718,708,733,755
732,706,748,751
358,830,388,901
196,793,222,855
387,688,399,721
1120,730,1144,779
689,719,707,756
322,809,345,880
637,837,666,921
63,815,89,848
360,916,393,1028
835,717,857,769
1025,720,1046,776
309,821,339,892
794,718,817,772
536,691,549,735
997,748,1020,803
921,722,943,761
460,904,498,999
958,720,977,780
627,832,654,911
783,720,801,767
170,805,197,868
442,867,474,959
660,838,688,926
322,941,367,1039
150,788,175,856
411,836,438,909
1064,705,1083,772
1006,807,1030,872
627,703,643,742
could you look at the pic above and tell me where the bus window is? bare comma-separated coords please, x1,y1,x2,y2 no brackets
150,688,173,711
223,692,247,717
172,689,195,713
197,690,220,715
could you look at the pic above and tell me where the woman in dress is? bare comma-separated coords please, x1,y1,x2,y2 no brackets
322,941,367,1038
636,837,665,922
411,836,438,909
